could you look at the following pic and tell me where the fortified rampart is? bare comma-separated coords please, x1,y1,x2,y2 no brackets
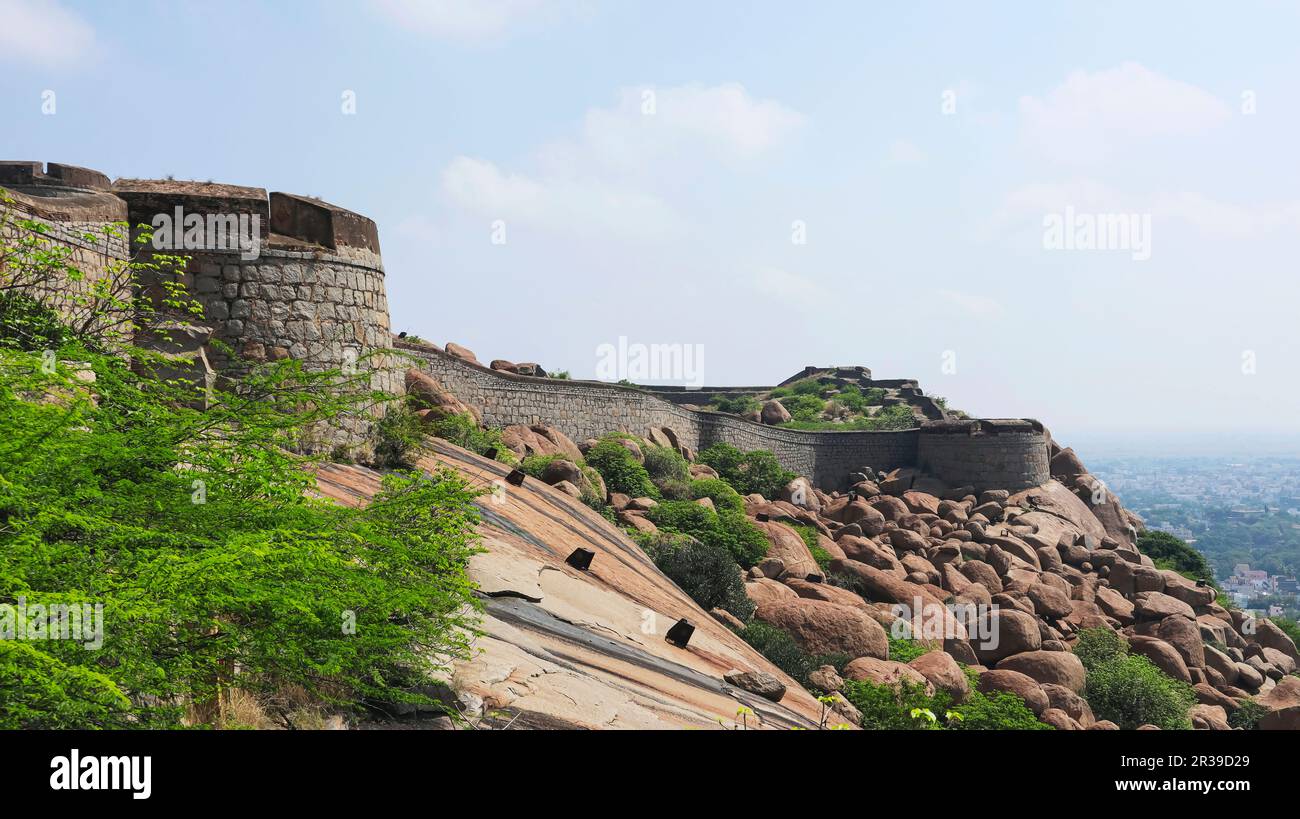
0,161,400,448
398,342,1050,491
3,160,1050,488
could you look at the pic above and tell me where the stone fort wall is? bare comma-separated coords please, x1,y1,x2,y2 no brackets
3,160,1051,489
399,342,1051,491
0,161,400,448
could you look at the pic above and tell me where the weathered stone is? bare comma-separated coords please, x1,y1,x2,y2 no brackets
755,599,889,660
723,669,787,702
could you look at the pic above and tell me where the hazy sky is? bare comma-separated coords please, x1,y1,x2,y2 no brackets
4,0,1299,449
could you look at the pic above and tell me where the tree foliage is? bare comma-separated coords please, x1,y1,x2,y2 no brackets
0,208,484,728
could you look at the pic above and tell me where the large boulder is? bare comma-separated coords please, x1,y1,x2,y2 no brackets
976,669,1049,716
754,599,889,660
1133,591,1195,622
829,558,935,607
744,578,797,608
843,657,933,695
1042,683,1095,727
1154,614,1206,669
1189,704,1231,731
754,521,820,579
444,341,479,364
779,477,821,512
1256,676,1300,730
1128,635,1192,683
996,650,1087,694
406,368,480,424
1027,583,1073,620
1256,619,1300,666
909,650,970,703
1109,561,1166,597
1095,587,1135,624
1009,481,1108,544
760,399,792,425
723,669,787,702
970,609,1041,665
1160,571,1217,608
1050,447,1087,477
959,560,1003,594
1204,645,1240,686
500,423,583,462
784,578,871,611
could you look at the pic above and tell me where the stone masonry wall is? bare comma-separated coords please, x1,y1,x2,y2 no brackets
400,343,1049,491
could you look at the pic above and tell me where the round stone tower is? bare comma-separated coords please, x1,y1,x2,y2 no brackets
0,161,131,330
109,179,402,448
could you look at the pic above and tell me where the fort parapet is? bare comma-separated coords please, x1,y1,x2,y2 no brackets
1,161,400,448
398,341,1050,491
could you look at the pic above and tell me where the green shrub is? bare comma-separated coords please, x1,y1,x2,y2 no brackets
0,345,485,728
1228,700,1269,731
949,688,1052,731
372,404,425,468
842,679,941,729
655,478,692,500
643,444,690,483
585,438,657,498
779,393,826,422
710,394,760,415
887,635,932,664
0,291,74,352
640,535,755,622
1072,627,1129,671
834,385,868,413
779,403,919,431
842,673,1048,731
699,442,796,499
645,500,769,567
687,478,745,513
734,622,847,689
789,378,826,396
519,452,570,478
1136,530,1212,579
423,412,512,462
1085,653,1197,730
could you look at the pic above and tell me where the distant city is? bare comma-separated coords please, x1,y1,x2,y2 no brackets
1091,455,1300,621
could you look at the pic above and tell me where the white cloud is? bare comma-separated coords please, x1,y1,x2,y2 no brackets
577,83,805,170
0,0,96,68
1019,62,1230,163
753,267,825,308
440,156,683,240
885,139,926,166
439,83,802,240
934,288,1004,318
983,179,1300,242
372,0,562,41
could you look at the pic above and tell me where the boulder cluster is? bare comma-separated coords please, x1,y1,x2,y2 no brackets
729,453,1300,729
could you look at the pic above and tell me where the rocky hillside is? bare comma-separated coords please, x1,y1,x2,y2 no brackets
354,361,1300,731
316,439,827,730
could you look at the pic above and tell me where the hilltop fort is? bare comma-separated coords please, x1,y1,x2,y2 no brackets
1,160,1050,491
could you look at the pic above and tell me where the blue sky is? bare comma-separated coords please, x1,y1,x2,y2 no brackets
4,0,1300,449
